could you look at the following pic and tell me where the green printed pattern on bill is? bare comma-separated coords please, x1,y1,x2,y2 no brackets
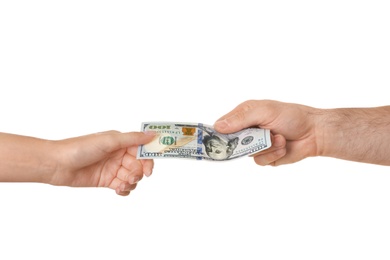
137,122,272,161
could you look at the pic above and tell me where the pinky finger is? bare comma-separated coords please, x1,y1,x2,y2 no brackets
115,182,137,196
115,188,131,196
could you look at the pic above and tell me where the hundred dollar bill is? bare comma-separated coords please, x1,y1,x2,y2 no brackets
137,122,272,161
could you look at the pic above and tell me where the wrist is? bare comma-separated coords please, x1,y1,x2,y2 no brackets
38,140,60,185
314,108,339,158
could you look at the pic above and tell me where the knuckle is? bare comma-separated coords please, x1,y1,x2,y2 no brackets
241,100,257,112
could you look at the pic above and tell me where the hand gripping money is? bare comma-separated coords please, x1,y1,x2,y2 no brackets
137,122,272,161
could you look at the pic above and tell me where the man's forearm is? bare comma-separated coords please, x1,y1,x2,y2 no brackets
317,106,390,166
0,133,56,183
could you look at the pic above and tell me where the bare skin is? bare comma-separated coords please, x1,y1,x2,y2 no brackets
0,131,155,196
214,100,390,166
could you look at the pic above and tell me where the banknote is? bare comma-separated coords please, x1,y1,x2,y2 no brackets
137,122,272,161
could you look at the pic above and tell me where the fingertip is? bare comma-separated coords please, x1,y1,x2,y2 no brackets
138,131,157,143
115,187,130,196
115,182,137,196
144,165,153,177
129,175,141,184
116,131,156,149
214,119,229,133
144,170,152,177
273,134,286,149
143,130,157,136
214,115,247,134
141,159,154,177
117,191,131,196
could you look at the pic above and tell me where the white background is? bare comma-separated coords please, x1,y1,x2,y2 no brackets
0,1,389,259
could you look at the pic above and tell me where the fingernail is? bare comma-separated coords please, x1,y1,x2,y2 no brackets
131,176,140,184
274,135,284,148
144,131,156,136
214,119,228,130
144,170,152,177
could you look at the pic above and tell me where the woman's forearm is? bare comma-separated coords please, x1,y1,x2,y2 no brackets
0,133,56,183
